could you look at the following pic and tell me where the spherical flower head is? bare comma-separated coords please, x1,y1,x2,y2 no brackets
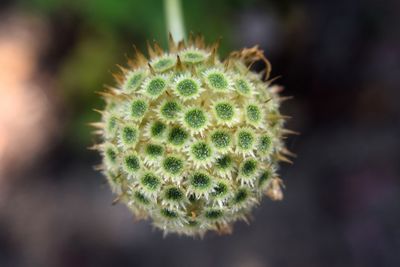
93,35,292,237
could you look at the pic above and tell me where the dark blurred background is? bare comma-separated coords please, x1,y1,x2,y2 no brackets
0,0,399,266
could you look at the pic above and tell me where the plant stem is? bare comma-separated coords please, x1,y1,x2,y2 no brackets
164,0,186,42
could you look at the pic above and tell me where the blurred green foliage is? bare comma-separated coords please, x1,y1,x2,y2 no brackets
58,31,124,147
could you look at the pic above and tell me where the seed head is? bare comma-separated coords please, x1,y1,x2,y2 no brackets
93,36,293,237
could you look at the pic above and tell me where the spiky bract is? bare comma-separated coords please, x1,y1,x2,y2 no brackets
94,35,292,237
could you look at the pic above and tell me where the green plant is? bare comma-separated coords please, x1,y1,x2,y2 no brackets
92,0,294,237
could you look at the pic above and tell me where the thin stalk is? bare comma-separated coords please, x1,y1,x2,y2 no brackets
164,0,186,42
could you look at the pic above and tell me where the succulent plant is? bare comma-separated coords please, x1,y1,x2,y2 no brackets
91,35,294,237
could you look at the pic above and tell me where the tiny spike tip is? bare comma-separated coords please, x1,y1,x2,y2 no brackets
93,35,294,237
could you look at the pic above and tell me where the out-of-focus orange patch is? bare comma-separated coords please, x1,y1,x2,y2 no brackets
0,15,57,184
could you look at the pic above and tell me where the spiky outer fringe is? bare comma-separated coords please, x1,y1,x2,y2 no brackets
92,33,295,237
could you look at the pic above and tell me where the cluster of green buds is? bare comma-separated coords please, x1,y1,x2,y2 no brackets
91,35,294,236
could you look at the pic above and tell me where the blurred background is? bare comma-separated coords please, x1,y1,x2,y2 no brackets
0,0,399,266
